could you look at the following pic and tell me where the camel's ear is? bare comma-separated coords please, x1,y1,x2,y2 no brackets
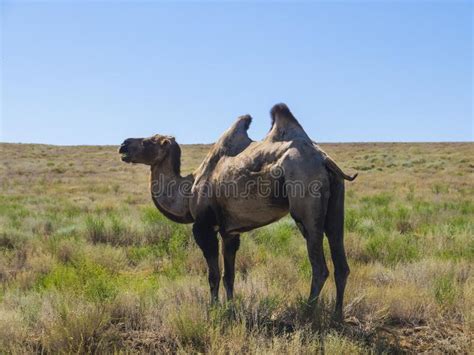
160,137,172,148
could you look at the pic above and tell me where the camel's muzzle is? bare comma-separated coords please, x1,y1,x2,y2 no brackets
118,142,131,162
118,144,127,154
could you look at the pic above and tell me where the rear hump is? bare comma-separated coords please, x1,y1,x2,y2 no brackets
268,103,310,142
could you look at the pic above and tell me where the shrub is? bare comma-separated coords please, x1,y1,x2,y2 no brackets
39,298,115,353
0,309,27,350
433,273,459,307
85,216,107,244
0,230,28,249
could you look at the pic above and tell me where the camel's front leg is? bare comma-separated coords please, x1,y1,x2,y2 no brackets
221,234,240,301
192,222,220,303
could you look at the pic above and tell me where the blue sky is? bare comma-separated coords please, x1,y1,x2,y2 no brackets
1,1,472,145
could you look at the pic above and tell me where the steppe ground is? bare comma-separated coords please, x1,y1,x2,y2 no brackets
0,142,473,353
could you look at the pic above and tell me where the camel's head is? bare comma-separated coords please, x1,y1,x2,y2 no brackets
119,135,180,171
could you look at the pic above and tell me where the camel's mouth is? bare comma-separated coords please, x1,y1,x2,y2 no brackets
119,143,133,163
120,153,132,163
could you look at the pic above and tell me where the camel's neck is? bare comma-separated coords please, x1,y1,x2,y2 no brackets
150,158,194,224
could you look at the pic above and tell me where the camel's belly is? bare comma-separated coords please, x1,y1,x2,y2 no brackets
219,196,289,234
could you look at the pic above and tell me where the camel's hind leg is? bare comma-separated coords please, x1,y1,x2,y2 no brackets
290,193,330,303
221,234,240,301
325,174,350,321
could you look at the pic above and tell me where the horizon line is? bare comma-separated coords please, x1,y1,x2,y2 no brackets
1,140,473,147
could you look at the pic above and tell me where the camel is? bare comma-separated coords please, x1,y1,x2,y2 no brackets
119,103,357,320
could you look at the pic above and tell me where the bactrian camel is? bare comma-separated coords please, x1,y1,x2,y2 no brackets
119,104,357,320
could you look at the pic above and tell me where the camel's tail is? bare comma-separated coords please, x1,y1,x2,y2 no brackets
312,141,358,181
325,156,358,181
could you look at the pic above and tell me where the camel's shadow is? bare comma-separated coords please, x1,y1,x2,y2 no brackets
205,296,406,354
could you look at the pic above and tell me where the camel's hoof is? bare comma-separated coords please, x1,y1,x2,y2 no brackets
306,297,319,310
332,311,344,323
209,298,220,307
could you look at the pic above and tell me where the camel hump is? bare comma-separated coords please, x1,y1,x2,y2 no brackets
270,103,298,126
234,114,252,132
193,115,253,187
218,114,253,156
268,103,310,142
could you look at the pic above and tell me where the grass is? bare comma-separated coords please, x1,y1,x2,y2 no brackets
0,142,473,353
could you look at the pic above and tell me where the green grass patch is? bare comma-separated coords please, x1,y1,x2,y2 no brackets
364,233,420,266
36,261,119,302
253,220,296,256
